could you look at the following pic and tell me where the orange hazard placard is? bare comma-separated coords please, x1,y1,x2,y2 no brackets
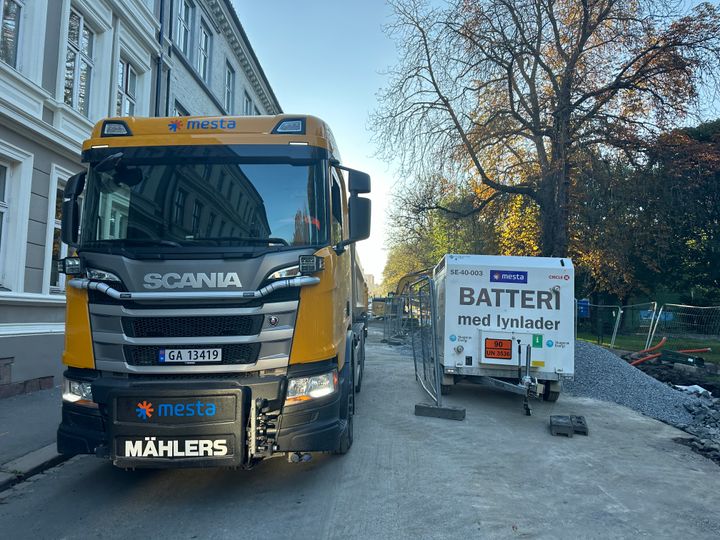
484,338,512,360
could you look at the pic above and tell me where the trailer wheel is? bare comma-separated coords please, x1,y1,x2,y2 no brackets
543,381,561,402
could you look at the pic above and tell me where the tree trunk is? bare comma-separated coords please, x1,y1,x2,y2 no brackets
537,165,570,257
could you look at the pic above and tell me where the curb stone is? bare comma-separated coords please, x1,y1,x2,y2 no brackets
0,443,69,492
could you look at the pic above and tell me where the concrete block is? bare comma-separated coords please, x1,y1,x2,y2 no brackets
415,402,466,421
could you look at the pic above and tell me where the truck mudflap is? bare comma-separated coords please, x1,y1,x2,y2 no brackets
107,386,248,469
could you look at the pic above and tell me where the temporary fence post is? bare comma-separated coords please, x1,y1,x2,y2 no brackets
610,307,622,348
645,302,657,350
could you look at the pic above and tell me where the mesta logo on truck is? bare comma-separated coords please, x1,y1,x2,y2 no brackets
168,118,238,132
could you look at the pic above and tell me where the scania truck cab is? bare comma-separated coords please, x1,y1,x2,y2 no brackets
56,115,371,467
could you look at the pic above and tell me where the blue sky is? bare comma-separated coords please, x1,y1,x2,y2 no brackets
233,0,398,280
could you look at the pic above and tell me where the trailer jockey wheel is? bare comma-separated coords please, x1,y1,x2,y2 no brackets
441,384,453,396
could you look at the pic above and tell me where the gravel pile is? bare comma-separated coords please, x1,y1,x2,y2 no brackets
567,341,720,465
566,341,696,426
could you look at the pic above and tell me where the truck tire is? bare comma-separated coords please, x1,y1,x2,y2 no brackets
334,412,354,455
355,335,365,394
334,357,355,455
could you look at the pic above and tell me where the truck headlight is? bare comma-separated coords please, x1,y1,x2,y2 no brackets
286,370,338,405
267,265,300,280
62,377,96,407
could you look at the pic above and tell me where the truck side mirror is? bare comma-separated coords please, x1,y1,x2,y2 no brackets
348,195,371,242
348,170,371,194
61,172,86,247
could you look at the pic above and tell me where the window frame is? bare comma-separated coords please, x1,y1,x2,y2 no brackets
0,0,23,69
197,19,211,81
173,100,189,116
44,165,78,294
0,139,32,294
191,199,203,234
64,8,95,117
0,161,9,282
224,61,235,113
116,57,137,117
176,0,193,57
173,188,187,225
243,92,253,116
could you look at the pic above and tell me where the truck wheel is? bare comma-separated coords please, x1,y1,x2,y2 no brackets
334,374,354,455
355,338,365,394
543,381,561,402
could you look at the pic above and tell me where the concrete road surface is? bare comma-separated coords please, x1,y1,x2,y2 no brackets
1,325,719,539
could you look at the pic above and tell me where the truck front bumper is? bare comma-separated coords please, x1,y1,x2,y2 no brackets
57,368,344,467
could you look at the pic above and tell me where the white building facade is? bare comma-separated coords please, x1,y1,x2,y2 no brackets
0,0,281,394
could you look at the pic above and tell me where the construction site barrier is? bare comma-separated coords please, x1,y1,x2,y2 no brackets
408,276,443,408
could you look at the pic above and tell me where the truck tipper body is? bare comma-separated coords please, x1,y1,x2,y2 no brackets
56,115,371,467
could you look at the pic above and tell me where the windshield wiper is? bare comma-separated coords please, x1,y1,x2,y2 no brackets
202,236,289,246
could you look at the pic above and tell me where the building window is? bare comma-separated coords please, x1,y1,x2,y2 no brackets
191,200,203,234
0,0,21,68
205,212,216,236
173,100,189,116
64,9,94,116
224,61,235,113
116,59,137,116
197,21,210,81
0,164,7,272
173,189,186,225
49,183,67,291
176,0,192,57
243,92,253,116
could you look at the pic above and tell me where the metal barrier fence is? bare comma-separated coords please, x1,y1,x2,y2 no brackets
575,301,621,347
382,295,408,344
408,276,443,407
648,304,720,345
613,302,657,349
575,300,719,351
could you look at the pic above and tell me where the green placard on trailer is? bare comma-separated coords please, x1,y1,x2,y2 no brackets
532,334,543,348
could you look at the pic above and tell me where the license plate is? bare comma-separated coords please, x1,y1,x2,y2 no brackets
159,348,222,363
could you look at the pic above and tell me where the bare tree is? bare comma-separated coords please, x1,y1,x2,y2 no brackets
373,0,720,256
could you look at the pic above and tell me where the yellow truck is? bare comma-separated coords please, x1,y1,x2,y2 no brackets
56,115,371,467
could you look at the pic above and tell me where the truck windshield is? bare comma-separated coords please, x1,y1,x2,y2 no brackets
80,151,328,251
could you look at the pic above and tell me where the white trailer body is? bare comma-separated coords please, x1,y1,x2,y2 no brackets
434,254,574,396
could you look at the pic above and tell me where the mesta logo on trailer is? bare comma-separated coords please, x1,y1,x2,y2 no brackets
490,270,528,284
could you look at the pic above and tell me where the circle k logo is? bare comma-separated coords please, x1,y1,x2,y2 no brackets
548,274,570,281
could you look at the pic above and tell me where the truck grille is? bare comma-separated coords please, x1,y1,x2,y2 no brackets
122,315,264,338
124,343,261,366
